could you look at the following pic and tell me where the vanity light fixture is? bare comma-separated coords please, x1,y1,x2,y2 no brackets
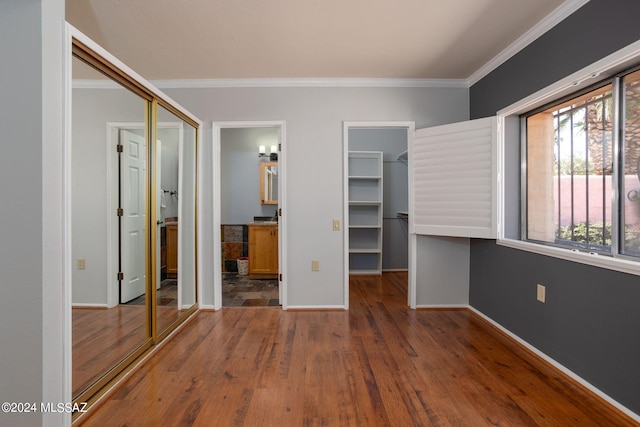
259,144,278,160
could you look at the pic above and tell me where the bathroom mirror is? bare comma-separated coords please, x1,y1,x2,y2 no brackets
260,162,278,204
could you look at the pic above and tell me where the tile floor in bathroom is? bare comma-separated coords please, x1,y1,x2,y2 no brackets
222,272,280,307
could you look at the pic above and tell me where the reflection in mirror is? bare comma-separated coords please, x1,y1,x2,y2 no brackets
71,55,151,399
260,162,278,204
156,105,197,336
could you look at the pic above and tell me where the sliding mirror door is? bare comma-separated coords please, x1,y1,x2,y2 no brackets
155,105,198,338
69,30,201,414
71,54,153,401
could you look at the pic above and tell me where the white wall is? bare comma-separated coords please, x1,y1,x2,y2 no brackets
158,127,180,221
164,85,469,307
1,1,66,426
416,236,470,306
71,87,147,305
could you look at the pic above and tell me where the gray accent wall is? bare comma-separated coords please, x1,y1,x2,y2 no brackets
469,0,640,414
471,0,640,119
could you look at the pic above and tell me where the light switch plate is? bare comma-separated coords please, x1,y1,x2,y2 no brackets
333,220,341,231
312,260,320,271
537,284,546,303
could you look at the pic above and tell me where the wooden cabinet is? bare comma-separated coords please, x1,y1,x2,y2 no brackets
248,224,278,275
166,223,178,278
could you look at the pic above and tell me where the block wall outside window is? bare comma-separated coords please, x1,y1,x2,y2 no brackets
525,68,640,258
622,69,640,255
527,113,556,242
526,84,614,251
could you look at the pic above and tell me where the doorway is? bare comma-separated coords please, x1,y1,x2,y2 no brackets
107,123,184,307
118,128,147,303
213,121,287,309
343,122,416,308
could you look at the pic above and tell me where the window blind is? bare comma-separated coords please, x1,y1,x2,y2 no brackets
412,116,497,239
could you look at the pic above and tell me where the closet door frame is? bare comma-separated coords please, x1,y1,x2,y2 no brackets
65,23,203,421
342,121,415,309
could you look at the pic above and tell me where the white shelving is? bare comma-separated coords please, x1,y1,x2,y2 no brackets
348,151,383,275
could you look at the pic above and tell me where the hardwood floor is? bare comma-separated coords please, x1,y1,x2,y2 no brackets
77,272,635,426
73,305,148,397
73,283,188,397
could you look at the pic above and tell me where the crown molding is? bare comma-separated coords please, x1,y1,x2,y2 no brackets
149,77,468,89
467,0,591,86
72,77,467,89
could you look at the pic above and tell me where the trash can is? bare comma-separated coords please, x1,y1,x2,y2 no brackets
237,257,249,276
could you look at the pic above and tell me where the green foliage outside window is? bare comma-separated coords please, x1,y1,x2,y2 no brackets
557,221,640,251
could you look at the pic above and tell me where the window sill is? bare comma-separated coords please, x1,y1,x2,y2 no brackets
497,238,640,277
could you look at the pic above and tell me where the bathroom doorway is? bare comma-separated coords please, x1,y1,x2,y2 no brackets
213,121,287,309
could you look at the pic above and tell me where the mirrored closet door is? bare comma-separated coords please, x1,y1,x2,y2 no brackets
70,32,200,411
154,105,198,339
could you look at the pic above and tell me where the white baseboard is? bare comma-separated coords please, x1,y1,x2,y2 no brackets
285,305,347,310
468,306,640,423
199,304,217,311
415,304,469,309
72,303,109,309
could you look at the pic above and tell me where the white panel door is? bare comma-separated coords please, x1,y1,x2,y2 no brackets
120,129,147,303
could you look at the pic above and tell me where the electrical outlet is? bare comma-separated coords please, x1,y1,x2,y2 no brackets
536,284,546,303
311,260,320,271
77,258,85,270
333,220,341,231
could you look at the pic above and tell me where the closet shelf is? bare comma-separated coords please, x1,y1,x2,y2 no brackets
348,151,383,275
349,200,381,205
349,248,381,254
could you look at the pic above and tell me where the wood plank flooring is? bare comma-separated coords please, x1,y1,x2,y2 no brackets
73,305,148,397
73,285,187,397
77,272,636,426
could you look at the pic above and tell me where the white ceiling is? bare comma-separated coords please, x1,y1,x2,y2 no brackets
66,0,575,83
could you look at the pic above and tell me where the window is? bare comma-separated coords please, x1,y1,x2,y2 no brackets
524,67,640,259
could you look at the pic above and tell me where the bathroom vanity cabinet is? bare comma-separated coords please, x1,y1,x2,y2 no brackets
248,223,278,275
166,222,178,278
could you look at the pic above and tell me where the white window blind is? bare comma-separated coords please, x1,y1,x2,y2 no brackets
412,117,497,239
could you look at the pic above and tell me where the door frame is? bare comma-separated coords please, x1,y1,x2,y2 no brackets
106,121,183,308
212,121,287,310
343,121,416,309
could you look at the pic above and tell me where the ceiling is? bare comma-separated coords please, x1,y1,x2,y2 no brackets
66,0,570,83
